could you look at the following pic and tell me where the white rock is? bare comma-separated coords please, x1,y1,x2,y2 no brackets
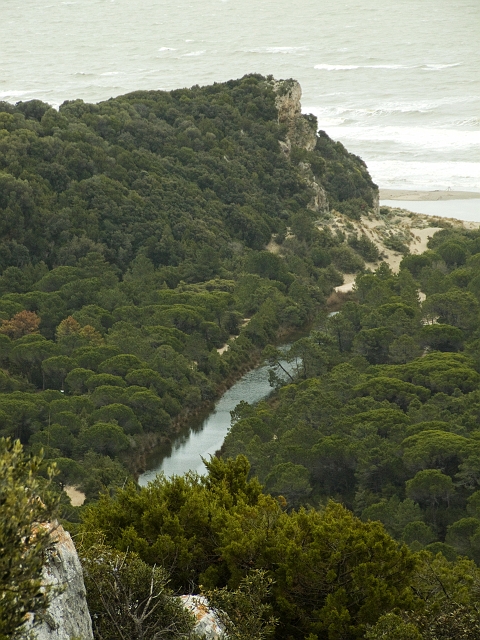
273,79,318,152
180,595,225,639
22,523,93,640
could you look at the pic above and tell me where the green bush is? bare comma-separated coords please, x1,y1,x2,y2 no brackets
348,233,380,262
330,245,365,272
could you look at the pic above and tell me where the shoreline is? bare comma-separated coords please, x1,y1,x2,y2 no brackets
379,189,480,202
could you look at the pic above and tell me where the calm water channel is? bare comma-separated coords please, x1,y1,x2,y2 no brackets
138,352,295,484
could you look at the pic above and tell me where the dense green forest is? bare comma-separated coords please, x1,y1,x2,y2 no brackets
3,76,480,640
223,227,480,563
75,225,480,640
0,74,376,500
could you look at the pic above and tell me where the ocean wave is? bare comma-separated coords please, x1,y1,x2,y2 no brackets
305,104,428,120
316,125,480,150
455,117,480,127
158,47,176,52
422,63,462,70
314,63,411,71
182,50,205,57
100,72,121,76
312,117,346,126
314,64,364,70
314,62,462,71
305,96,478,119
367,160,480,192
248,46,308,54
0,90,30,98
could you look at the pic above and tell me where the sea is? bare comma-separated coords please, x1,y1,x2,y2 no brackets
1,0,479,205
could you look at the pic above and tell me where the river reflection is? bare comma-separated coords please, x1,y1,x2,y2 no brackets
138,354,295,484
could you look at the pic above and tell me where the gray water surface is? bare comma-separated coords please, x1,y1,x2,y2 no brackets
138,357,294,483
380,199,480,222
2,0,479,193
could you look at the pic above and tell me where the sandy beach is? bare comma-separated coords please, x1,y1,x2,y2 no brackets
379,189,480,201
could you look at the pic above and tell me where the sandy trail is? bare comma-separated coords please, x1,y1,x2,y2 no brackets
64,486,86,507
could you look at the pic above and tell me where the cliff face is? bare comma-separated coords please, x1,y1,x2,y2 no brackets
274,79,317,152
22,524,93,640
272,78,379,216
273,79,329,214
298,161,330,213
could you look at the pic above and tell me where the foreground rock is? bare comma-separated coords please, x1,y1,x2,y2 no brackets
22,523,93,640
180,595,224,639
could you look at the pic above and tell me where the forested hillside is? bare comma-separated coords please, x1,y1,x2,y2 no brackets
3,76,480,640
0,74,376,500
224,226,480,565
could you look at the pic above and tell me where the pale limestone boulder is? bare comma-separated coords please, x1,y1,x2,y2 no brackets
180,595,225,639
273,80,329,214
298,161,329,213
273,79,317,152
23,523,93,640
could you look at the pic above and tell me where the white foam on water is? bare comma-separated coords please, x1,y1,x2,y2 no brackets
368,161,480,192
302,93,480,124
455,117,480,127
248,46,309,54
360,96,475,116
422,62,462,70
315,63,413,71
309,120,480,152
313,117,346,126
314,64,365,70
182,50,205,57
0,90,30,99
158,47,176,52
314,62,462,72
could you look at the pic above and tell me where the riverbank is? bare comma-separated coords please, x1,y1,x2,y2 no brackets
379,190,480,224
379,189,480,201
138,339,300,483
127,347,263,479
130,321,315,480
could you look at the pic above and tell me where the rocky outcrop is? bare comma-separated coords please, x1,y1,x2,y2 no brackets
309,180,329,213
179,595,224,639
298,161,329,213
273,79,329,214
22,523,93,640
273,79,317,153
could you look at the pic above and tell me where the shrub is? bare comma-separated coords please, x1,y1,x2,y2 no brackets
330,245,365,273
348,233,380,262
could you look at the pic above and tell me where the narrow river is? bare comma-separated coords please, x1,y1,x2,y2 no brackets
138,351,295,485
